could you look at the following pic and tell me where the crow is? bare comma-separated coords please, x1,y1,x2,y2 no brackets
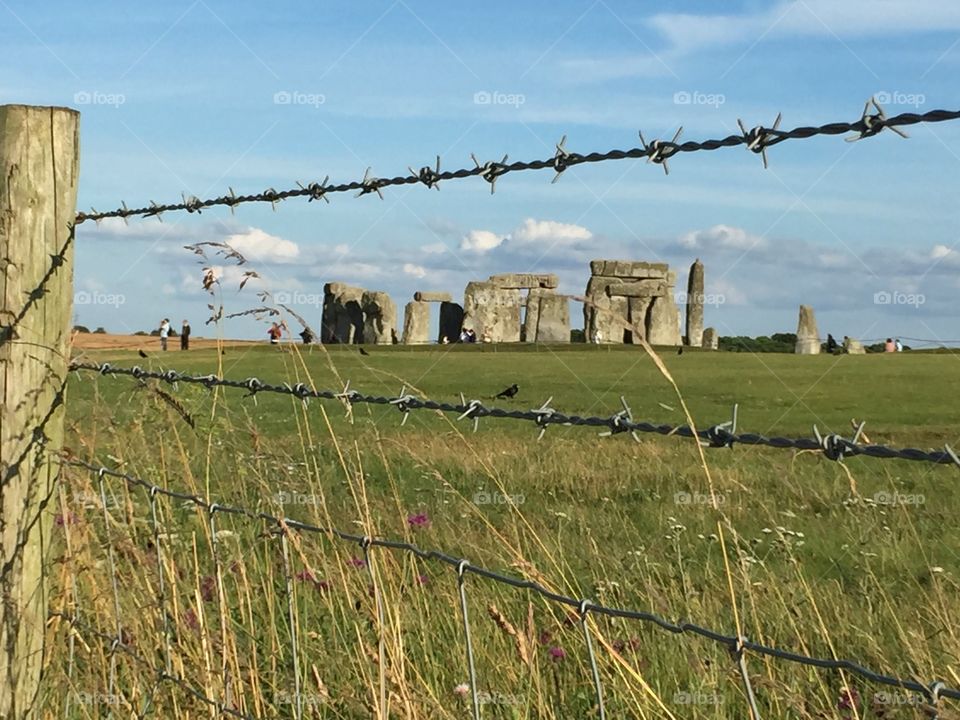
359,347,370,356
495,383,519,400
221,349,226,355
677,346,683,355
138,349,148,359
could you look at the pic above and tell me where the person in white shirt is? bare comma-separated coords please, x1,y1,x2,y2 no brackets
159,319,170,351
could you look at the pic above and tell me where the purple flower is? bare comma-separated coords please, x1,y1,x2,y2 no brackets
182,608,199,632
314,579,332,593
295,569,315,583
838,687,860,712
416,574,428,586
54,512,78,527
348,556,366,569
407,512,430,529
548,646,566,662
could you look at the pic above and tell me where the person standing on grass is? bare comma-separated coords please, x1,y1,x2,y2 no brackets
895,338,903,352
884,338,896,353
268,322,283,345
181,319,191,350
159,318,170,351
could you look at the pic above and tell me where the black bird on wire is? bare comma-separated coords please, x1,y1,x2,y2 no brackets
138,349,148,359
495,383,519,400
359,347,370,356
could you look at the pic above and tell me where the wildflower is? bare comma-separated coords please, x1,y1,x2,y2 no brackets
416,574,428,585
407,512,430,529
838,687,860,713
54,512,78,527
314,579,332,593
348,556,366,569
548,646,566,662
182,608,199,632
295,569,316,583
454,683,470,698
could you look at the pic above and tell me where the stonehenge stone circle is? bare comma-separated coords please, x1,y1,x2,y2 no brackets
523,288,570,343
463,281,522,342
701,327,719,350
401,301,430,344
685,258,704,347
586,260,682,345
795,305,820,354
414,291,452,303
488,273,559,289
323,282,365,344
361,291,397,344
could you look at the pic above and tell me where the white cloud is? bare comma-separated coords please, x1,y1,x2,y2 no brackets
460,229,505,253
224,227,300,264
403,263,427,278
421,242,449,254
677,224,765,251
334,244,350,255
511,219,592,247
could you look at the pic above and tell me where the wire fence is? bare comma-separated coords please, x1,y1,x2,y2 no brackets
73,101,960,226
69,360,960,468
57,457,958,720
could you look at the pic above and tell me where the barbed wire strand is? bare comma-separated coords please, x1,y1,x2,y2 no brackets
64,458,960,713
69,362,960,469
73,103,960,226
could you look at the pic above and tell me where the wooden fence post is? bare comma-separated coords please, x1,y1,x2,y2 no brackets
0,104,79,718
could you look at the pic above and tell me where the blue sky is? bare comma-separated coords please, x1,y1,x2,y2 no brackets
4,0,960,343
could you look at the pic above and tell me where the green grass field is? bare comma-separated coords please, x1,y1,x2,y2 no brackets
50,343,960,719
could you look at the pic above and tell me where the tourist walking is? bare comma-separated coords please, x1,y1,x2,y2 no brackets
180,320,191,350
268,322,283,345
159,319,170,351
884,338,896,353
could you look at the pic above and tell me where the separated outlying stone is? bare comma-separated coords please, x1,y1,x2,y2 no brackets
361,291,397,345
589,260,669,279
685,258,704,347
463,281,521,342
523,289,570,343
401,301,430,344
795,305,820,355
438,301,464,343
843,337,866,354
413,291,452,303
323,282,365,344
487,273,558,289
702,327,718,350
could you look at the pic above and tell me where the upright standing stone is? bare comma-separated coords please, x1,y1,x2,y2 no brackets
438,302,464,343
795,305,821,354
360,290,396,344
462,282,521,342
401,301,430,344
0,104,79,719
585,275,630,343
524,289,570,343
324,283,365,344
647,293,683,346
685,258,704,347
701,327,719,350
843,336,866,355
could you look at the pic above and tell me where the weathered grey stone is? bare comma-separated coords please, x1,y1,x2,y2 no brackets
584,275,629,343
646,293,683,346
361,290,397,345
606,280,667,298
627,297,652,342
701,327,718,350
685,258,705,347
523,289,569,343
590,260,669,279
323,282,365,344
438,301,464,343
795,305,820,354
843,337,866,354
401,301,430,344
463,282,521,342
487,273,559,289
413,291,452,303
